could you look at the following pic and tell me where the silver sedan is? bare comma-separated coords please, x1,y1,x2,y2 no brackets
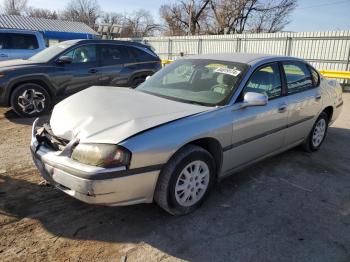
31,53,343,215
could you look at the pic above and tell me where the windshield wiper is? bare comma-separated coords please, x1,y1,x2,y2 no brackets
184,100,208,106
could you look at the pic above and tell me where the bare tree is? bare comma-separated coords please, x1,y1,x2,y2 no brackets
160,4,188,35
210,0,272,34
61,0,101,28
249,0,297,33
101,12,124,25
160,0,211,36
121,10,161,38
161,0,296,35
209,0,251,34
26,7,58,19
3,0,27,15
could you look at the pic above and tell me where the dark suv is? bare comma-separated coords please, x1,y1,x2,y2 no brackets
0,39,161,117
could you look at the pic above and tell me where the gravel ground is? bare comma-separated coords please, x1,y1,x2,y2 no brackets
0,94,350,262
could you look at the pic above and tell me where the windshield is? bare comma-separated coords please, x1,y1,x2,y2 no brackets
29,42,76,62
137,59,248,106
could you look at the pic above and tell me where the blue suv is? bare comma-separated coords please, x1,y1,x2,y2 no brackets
0,39,161,117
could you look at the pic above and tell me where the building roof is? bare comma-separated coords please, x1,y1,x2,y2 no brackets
0,15,98,35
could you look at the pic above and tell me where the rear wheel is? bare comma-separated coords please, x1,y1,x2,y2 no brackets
10,83,51,117
154,145,215,216
303,112,329,152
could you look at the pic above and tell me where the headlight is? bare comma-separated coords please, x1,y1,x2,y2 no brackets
71,144,131,168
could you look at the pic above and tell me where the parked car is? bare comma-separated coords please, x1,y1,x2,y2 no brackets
31,53,343,215
0,39,161,117
0,29,46,61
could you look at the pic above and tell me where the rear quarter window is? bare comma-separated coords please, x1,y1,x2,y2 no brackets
309,66,320,86
126,46,157,61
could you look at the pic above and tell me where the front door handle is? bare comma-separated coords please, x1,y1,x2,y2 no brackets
315,94,321,100
278,104,288,113
0,54,8,58
89,69,98,74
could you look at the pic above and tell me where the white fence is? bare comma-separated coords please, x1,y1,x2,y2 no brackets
119,31,350,75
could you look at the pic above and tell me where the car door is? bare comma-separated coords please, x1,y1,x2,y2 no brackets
282,61,322,145
229,62,288,169
57,44,100,95
96,44,127,86
0,33,11,61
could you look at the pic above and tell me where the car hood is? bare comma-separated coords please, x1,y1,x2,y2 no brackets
50,86,211,144
0,59,42,71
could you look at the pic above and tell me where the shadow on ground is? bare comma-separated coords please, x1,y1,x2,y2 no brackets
3,108,50,126
1,127,350,261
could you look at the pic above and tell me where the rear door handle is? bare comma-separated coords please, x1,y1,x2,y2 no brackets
278,104,288,113
89,69,98,74
0,54,8,57
315,94,321,100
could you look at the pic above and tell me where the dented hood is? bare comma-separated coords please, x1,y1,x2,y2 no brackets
50,86,210,144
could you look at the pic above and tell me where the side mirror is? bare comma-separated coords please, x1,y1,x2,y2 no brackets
56,56,73,65
241,92,268,108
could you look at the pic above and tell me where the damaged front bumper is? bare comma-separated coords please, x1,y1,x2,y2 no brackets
30,119,160,206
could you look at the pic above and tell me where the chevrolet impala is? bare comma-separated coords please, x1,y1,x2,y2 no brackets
30,53,343,215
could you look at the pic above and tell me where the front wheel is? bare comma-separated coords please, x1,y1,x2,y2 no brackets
130,77,146,88
10,83,51,117
303,112,329,152
154,145,215,216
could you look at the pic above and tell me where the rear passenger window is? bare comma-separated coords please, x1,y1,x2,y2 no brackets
8,33,39,50
242,63,282,100
283,62,313,94
100,45,126,65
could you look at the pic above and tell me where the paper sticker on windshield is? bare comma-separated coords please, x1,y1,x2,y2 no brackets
214,68,241,76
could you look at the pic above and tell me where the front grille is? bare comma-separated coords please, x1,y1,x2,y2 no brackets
35,123,69,151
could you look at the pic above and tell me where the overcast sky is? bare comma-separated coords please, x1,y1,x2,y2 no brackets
1,0,349,32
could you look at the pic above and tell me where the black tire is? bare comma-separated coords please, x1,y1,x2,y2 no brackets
10,83,51,117
154,144,216,216
130,77,146,88
302,112,329,152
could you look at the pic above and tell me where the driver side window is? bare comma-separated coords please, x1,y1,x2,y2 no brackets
241,63,282,100
64,45,96,64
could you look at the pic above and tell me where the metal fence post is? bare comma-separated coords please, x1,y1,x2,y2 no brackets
346,44,350,71
197,38,203,54
285,37,292,56
168,39,173,60
236,38,242,52
345,44,350,84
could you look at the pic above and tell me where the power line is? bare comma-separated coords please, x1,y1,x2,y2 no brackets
295,0,350,10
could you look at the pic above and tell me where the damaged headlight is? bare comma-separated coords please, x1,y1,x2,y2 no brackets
71,144,131,168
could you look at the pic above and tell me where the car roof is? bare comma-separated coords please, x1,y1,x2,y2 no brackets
186,53,303,65
68,39,151,49
0,28,41,35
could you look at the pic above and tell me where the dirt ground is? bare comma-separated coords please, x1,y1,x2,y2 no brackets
1,94,350,262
